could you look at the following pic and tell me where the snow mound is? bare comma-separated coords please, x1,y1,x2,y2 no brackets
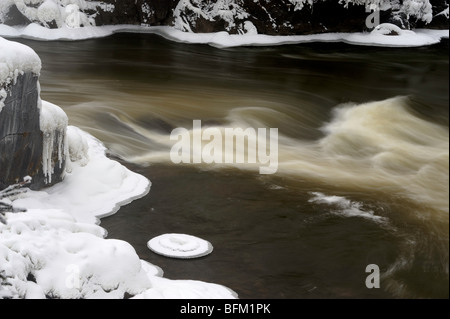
371,23,404,36
133,276,238,299
0,24,448,48
0,209,150,299
148,234,214,259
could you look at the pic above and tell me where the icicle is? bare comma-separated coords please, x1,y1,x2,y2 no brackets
40,100,68,185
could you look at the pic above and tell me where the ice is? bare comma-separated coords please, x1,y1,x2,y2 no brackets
156,26,449,48
147,233,214,259
0,208,151,299
40,100,69,184
66,125,89,167
0,22,448,48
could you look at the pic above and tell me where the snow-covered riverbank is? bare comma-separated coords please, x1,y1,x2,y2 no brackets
0,22,448,48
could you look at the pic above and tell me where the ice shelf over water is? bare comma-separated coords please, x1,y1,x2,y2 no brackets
0,23,448,48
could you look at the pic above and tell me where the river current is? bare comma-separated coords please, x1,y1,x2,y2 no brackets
16,34,449,298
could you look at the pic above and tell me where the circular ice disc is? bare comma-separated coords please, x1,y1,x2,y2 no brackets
147,233,213,259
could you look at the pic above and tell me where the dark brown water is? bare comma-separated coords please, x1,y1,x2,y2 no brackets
14,34,449,299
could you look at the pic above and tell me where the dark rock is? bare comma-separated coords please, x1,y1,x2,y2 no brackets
136,0,177,26
427,0,450,29
0,4,31,26
91,0,177,26
0,73,65,191
242,0,368,35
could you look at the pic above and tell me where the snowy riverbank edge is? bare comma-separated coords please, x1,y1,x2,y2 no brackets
1,125,237,299
0,23,448,48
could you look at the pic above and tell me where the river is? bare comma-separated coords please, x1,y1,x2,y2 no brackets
15,34,449,299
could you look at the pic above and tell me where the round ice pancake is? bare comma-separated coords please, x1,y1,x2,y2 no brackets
147,234,213,259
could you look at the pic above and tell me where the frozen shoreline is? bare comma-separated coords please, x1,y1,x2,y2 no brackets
0,23,448,48
1,126,237,299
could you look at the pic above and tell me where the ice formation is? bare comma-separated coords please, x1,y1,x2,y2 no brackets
147,234,214,259
40,101,69,184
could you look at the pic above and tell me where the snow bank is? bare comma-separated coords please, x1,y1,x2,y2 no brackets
1,124,236,299
0,23,448,48
13,125,150,225
152,24,449,48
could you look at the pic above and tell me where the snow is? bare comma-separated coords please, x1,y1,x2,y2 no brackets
147,234,214,259
289,0,314,11
1,124,236,299
37,0,63,28
0,23,119,41
4,0,94,28
3,24,440,49
0,0,15,23
0,24,447,48
0,207,235,298
0,36,41,111
133,276,238,299
14,125,149,224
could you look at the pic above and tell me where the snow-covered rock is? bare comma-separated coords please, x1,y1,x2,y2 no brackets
0,36,41,92
1,37,66,190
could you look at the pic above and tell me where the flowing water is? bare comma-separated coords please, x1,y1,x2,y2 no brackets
15,34,449,298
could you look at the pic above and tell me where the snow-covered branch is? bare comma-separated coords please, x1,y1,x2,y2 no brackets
0,178,30,224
